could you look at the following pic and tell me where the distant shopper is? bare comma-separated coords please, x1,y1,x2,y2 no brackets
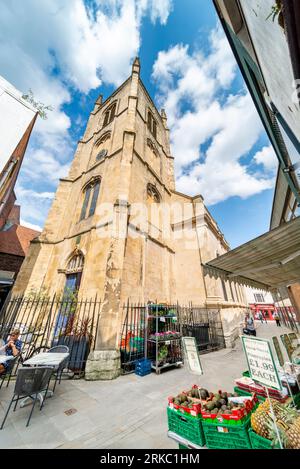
273,311,281,327
258,311,264,324
263,311,268,324
243,313,256,336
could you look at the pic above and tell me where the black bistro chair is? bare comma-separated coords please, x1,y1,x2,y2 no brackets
0,366,53,429
47,345,69,392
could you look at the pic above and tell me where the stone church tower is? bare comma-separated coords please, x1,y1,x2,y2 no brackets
13,59,247,378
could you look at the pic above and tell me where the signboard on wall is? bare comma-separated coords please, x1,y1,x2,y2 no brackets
241,336,282,390
182,337,203,376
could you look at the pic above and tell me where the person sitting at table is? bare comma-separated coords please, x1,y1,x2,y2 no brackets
0,329,22,376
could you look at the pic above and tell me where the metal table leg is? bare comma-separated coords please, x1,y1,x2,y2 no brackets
19,389,53,408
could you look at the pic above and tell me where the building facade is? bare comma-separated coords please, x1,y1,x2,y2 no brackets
245,287,276,320
13,59,247,378
213,0,300,323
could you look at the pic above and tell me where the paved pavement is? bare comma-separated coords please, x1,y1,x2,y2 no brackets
0,321,294,449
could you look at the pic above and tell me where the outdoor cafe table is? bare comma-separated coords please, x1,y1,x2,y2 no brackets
20,352,69,407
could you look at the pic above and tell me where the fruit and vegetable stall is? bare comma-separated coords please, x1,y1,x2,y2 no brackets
167,369,300,449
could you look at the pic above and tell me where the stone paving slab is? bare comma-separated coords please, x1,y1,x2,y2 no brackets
0,322,295,449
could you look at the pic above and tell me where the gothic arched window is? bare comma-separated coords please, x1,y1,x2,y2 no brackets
79,178,101,221
147,111,157,139
147,183,160,203
103,102,117,127
63,251,84,296
67,252,84,274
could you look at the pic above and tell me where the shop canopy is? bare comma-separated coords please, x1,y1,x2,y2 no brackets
206,217,300,290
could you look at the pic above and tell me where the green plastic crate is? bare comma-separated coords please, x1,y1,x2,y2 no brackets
293,392,300,409
167,407,206,447
234,386,300,408
234,386,266,403
178,444,188,449
248,429,280,449
202,414,251,449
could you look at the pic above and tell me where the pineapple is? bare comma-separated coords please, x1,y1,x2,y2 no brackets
252,400,300,448
251,403,273,438
286,416,300,449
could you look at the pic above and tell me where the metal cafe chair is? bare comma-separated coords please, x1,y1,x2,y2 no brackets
47,345,70,392
0,367,53,429
0,354,20,390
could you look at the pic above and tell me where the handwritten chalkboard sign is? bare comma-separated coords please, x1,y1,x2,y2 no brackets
241,336,282,390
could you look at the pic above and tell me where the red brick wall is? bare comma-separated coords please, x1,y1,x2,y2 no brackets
0,252,24,275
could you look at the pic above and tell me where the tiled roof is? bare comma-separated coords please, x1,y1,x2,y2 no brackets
0,224,40,257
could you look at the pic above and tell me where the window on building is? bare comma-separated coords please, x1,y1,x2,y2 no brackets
88,180,101,217
221,279,228,301
234,283,240,303
103,102,117,127
79,179,101,221
229,282,235,301
79,185,92,221
147,183,160,203
147,111,157,139
254,293,265,303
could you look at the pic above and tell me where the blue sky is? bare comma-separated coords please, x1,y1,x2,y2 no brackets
0,0,278,248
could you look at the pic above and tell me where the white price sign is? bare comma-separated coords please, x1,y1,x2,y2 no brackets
182,337,203,375
241,336,282,390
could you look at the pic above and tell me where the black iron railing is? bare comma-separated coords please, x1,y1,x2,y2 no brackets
0,295,102,377
119,302,226,373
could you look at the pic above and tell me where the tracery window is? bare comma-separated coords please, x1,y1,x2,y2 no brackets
147,183,160,203
147,111,157,139
79,178,101,221
103,102,117,127
66,252,84,274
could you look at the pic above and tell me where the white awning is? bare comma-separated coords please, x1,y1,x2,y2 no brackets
206,217,300,289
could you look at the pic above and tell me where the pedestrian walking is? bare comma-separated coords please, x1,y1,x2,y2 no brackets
263,311,268,324
258,311,264,324
243,312,256,336
273,311,281,327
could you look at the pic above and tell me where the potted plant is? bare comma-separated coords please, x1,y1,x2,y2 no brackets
57,315,94,373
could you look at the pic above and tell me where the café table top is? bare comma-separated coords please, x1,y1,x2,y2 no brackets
23,352,69,367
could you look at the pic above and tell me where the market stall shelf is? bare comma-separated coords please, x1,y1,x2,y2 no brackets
147,305,183,375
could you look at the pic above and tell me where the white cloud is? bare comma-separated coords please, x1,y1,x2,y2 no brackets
0,0,173,228
152,27,276,205
15,185,55,226
254,146,278,173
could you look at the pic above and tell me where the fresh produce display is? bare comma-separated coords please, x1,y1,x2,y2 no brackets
168,386,257,421
201,391,257,421
168,388,204,416
251,399,300,449
149,331,181,341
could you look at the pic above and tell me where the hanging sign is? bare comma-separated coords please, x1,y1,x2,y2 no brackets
241,336,282,390
182,337,203,376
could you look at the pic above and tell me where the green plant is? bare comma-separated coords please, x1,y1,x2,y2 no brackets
158,344,169,362
64,315,94,342
22,89,53,119
27,286,50,300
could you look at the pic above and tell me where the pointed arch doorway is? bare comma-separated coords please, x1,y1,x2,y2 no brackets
53,251,84,342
